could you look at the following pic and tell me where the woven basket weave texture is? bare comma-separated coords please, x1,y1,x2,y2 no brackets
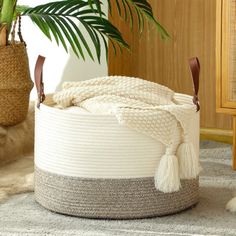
0,42,33,126
35,167,199,219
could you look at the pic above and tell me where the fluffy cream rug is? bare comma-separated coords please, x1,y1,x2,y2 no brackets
0,106,34,203
0,154,34,203
226,194,236,213
0,105,34,166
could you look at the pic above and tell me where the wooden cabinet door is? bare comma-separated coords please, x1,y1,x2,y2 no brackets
217,0,236,113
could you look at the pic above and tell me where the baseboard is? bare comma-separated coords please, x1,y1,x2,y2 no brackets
200,128,233,144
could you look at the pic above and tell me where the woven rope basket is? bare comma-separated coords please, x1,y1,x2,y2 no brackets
0,42,33,126
34,93,200,219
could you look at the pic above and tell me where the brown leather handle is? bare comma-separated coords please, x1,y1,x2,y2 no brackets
35,55,46,108
189,57,200,112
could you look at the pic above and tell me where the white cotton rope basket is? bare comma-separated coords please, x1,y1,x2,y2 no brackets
34,56,200,219
35,93,199,179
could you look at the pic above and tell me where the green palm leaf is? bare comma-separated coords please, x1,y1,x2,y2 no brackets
18,0,168,62
93,0,169,38
21,0,129,62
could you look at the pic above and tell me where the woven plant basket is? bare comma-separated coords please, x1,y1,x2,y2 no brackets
0,19,33,126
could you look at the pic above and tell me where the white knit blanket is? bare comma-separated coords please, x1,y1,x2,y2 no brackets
53,76,199,193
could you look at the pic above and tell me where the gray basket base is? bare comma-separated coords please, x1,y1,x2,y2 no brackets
35,167,199,219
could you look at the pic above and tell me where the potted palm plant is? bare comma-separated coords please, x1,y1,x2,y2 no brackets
0,0,168,126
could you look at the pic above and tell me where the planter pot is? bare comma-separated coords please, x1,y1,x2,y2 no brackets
0,42,33,126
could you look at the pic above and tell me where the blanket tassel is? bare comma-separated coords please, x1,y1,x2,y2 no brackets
155,147,181,193
177,136,199,179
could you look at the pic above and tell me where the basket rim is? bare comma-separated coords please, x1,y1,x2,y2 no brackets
37,93,195,118
0,41,26,50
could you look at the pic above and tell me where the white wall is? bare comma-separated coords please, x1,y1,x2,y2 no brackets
18,0,108,99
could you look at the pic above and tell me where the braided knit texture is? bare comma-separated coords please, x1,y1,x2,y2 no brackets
53,76,196,148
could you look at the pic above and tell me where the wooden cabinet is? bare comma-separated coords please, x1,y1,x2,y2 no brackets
217,0,236,169
109,0,232,131
217,0,236,113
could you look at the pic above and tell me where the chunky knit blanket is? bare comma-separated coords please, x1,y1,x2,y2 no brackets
53,76,200,193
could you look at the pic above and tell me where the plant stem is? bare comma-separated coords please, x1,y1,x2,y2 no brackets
0,24,7,46
0,0,15,37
